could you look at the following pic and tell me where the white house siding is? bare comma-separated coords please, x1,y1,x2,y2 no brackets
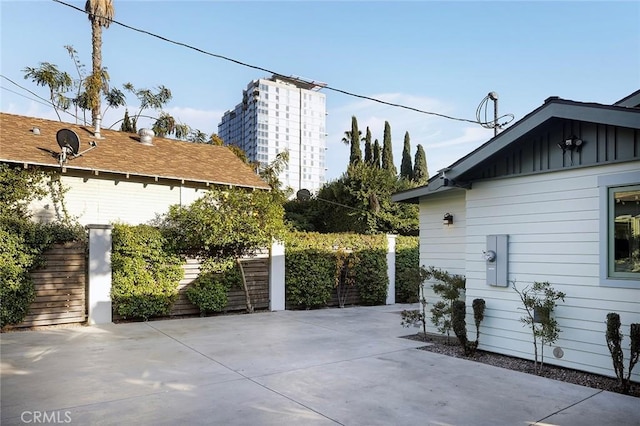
418,189,467,327
456,162,640,380
31,175,207,226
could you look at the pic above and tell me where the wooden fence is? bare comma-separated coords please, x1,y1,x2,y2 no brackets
13,242,87,328
171,257,270,316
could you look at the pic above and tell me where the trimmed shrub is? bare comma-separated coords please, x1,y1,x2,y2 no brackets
286,248,335,309
395,236,419,303
111,224,183,320
606,313,640,394
354,248,388,305
284,232,389,309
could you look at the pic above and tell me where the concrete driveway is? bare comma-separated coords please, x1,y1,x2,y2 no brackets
1,305,638,425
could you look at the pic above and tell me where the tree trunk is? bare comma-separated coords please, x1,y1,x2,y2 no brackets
91,19,102,127
236,258,254,313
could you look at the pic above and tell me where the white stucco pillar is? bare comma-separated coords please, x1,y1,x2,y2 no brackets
386,234,397,305
269,240,286,311
87,224,113,324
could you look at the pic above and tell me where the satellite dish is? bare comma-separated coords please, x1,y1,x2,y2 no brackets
56,129,80,155
296,188,311,201
55,129,97,166
56,129,80,165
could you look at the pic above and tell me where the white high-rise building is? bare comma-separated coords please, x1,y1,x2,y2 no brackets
218,75,327,194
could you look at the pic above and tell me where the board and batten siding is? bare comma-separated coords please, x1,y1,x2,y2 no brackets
458,161,639,381
31,175,207,226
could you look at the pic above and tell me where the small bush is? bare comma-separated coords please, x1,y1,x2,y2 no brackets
111,224,183,320
187,272,229,314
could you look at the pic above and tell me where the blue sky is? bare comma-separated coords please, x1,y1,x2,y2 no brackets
1,1,639,181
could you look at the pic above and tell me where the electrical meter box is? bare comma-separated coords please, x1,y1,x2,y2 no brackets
486,234,508,287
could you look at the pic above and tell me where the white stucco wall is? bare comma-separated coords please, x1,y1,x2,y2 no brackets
419,162,640,380
31,175,208,226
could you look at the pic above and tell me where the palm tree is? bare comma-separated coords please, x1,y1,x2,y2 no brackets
85,0,114,128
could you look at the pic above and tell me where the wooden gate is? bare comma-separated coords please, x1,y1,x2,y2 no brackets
15,242,87,328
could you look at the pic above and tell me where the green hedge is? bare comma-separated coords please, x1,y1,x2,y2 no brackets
0,218,85,328
111,224,184,320
186,265,242,314
395,236,420,303
284,232,388,309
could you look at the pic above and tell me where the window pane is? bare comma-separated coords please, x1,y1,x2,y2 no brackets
612,186,640,276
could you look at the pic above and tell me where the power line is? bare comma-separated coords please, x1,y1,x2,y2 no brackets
0,74,83,122
51,0,504,127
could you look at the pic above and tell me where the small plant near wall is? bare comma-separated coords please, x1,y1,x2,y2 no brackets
400,266,431,340
513,281,565,374
429,267,466,343
605,313,640,394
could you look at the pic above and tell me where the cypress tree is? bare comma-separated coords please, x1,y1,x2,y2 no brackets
413,144,429,184
400,131,413,179
120,109,134,133
381,121,396,175
364,127,372,165
373,139,381,169
349,116,362,165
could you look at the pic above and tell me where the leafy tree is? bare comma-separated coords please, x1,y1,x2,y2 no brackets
23,62,73,121
258,150,292,203
429,266,466,342
123,82,172,131
413,144,429,184
209,134,225,146
400,131,413,180
363,127,373,164
372,139,381,169
381,121,396,175
513,281,565,374
312,163,418,235
85,0,115,127
159,187,286,313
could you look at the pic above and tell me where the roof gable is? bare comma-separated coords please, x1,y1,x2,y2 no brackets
0,113,270,190
393,96,640,203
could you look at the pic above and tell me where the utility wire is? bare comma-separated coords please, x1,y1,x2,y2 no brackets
1,74,82,122
52,0,507,127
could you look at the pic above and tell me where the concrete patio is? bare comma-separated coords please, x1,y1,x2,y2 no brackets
1,304,638,425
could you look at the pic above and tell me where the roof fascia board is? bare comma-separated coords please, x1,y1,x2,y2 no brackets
0,159,270,190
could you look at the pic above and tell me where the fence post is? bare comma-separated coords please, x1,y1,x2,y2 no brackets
269,240,286,311
386,234,397,305
87,224,113,324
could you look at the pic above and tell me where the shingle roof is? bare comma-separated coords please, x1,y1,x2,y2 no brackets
0,112,270,190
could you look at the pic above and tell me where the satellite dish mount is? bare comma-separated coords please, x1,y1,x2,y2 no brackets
56,129,97,166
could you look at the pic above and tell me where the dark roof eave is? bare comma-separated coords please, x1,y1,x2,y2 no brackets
447,100,640,181
0,159,271,190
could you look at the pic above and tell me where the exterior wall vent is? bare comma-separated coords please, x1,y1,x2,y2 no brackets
138,128,154,145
